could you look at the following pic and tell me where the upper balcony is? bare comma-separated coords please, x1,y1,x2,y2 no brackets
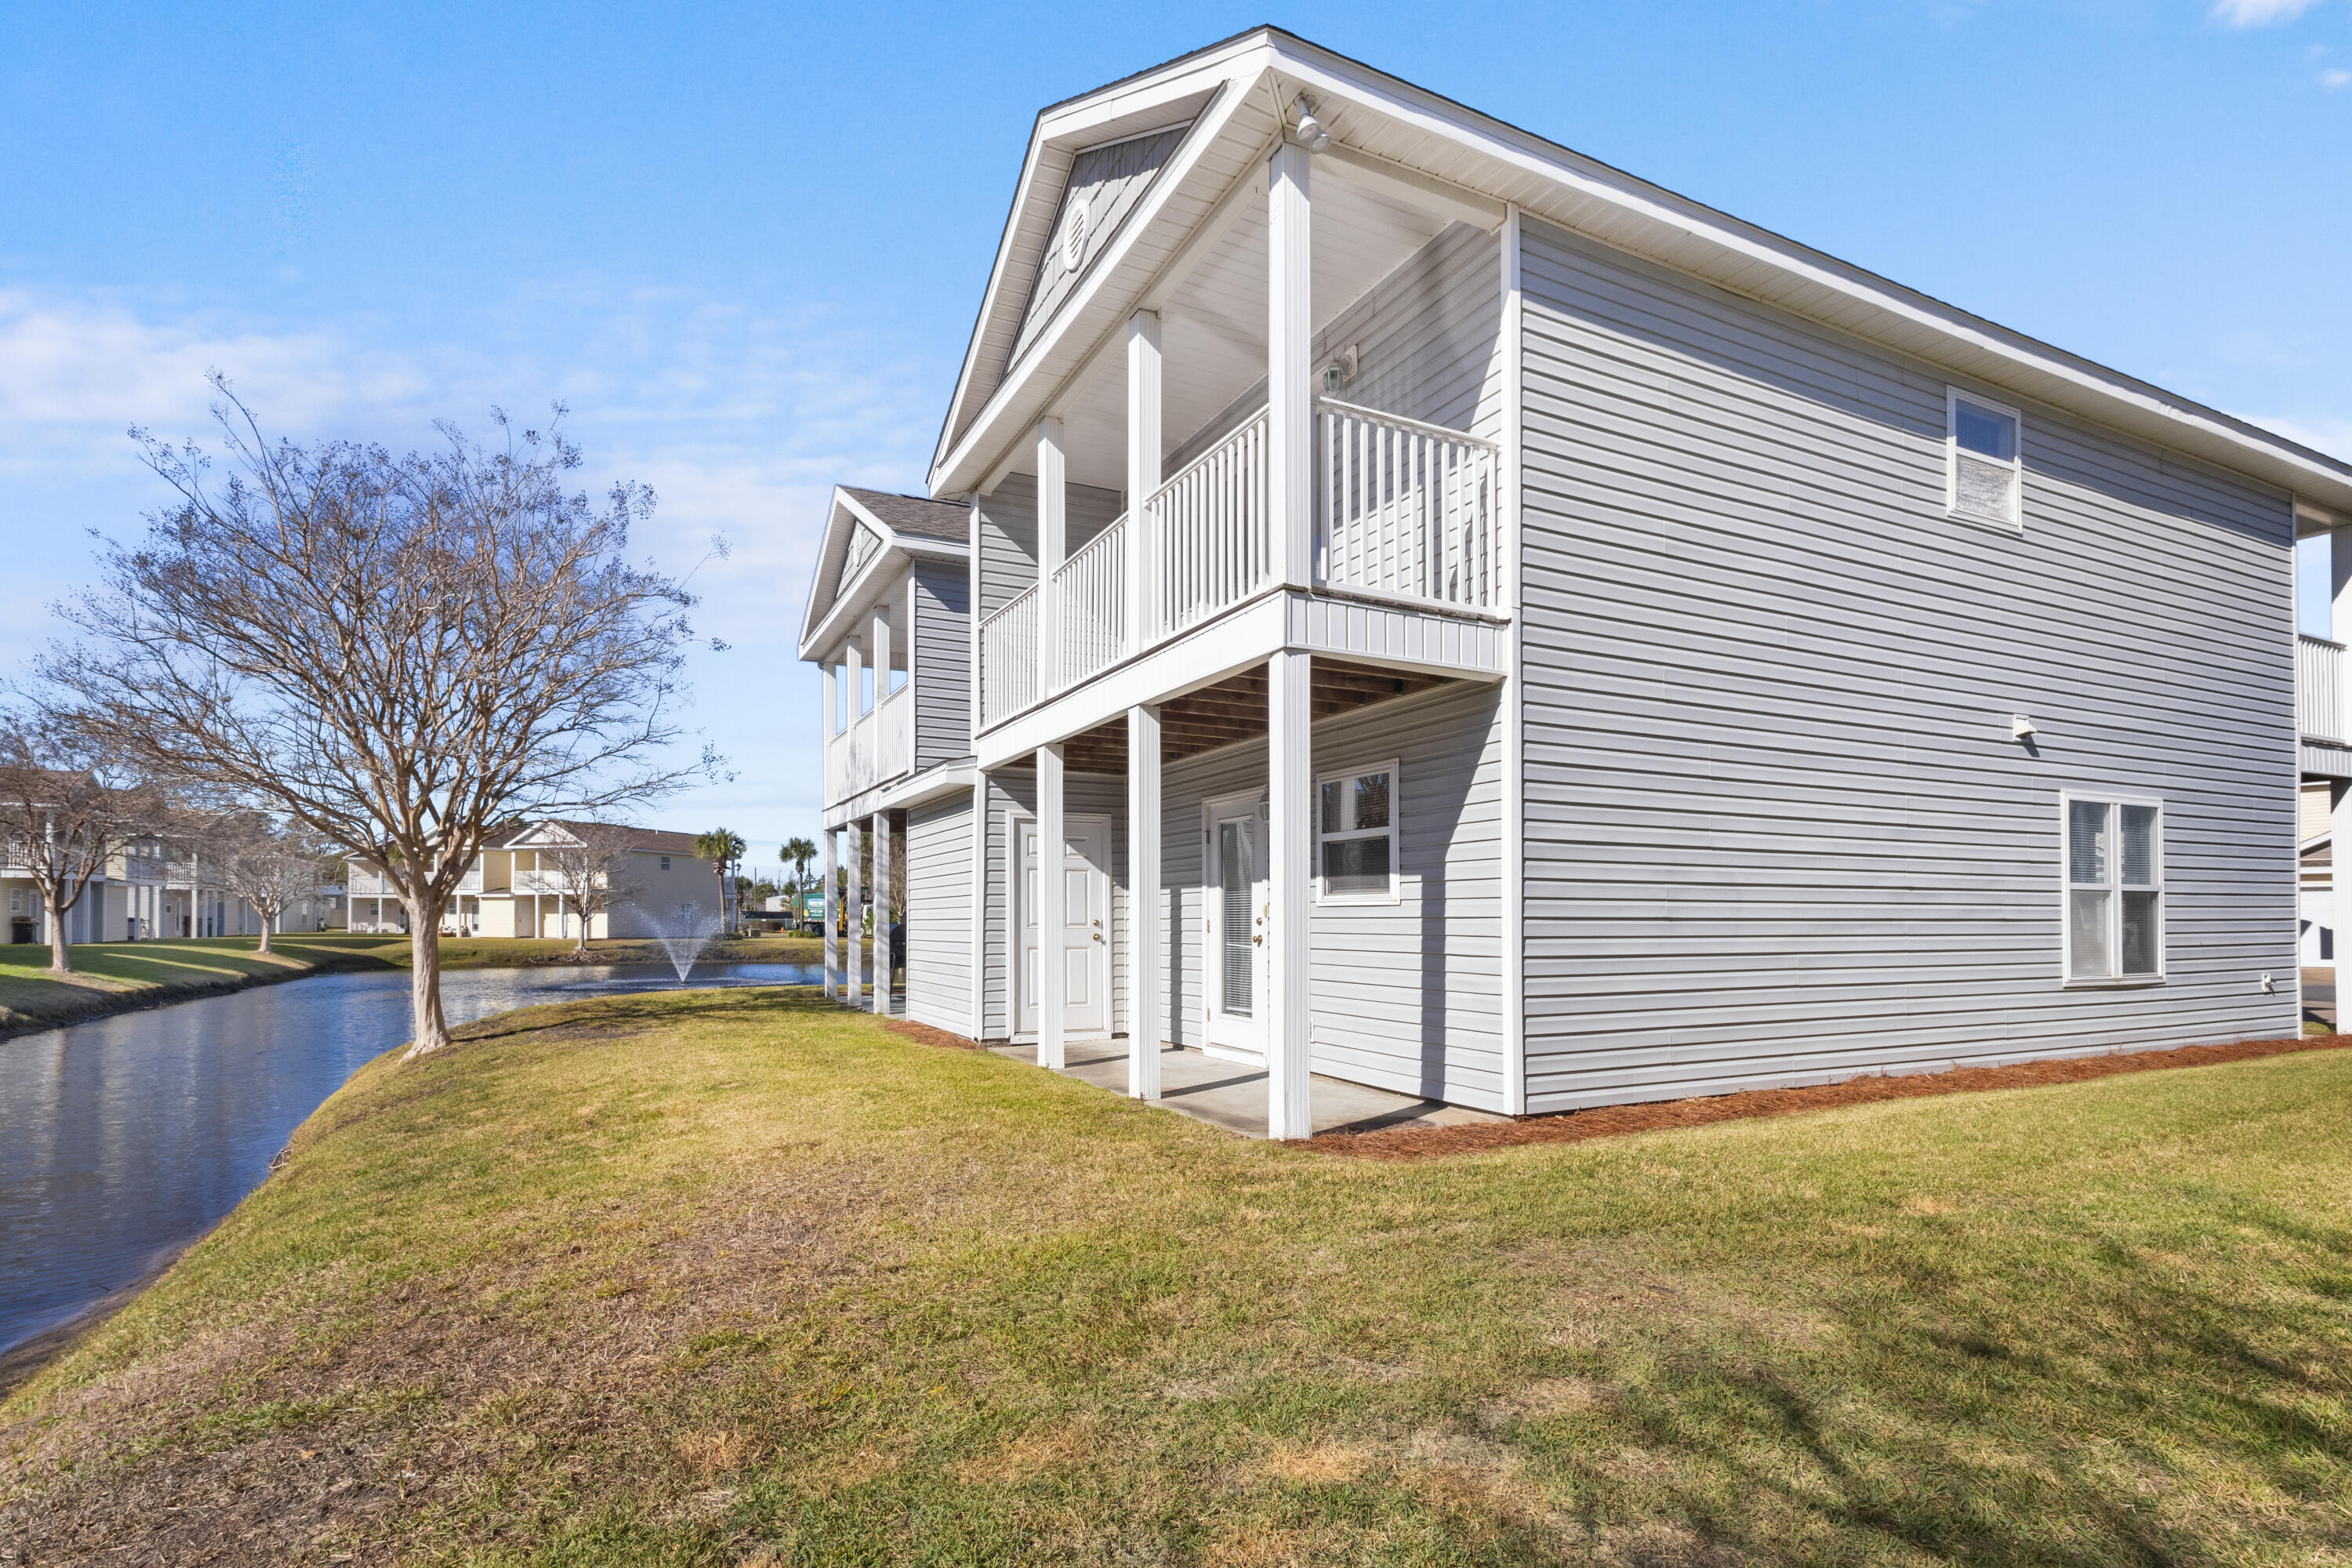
978,397,1499,732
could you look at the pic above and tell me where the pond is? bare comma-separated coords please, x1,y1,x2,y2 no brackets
0,961,822,1357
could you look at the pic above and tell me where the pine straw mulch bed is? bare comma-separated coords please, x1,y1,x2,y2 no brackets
1305,1032,2352,1161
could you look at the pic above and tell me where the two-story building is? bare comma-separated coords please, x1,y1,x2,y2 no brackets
346,820,716,940
804,27,2352,1136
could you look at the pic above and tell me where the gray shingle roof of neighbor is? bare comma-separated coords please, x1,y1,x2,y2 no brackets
842,487,968,544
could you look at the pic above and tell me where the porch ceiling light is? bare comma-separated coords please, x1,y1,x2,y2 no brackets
1292,94,1332,153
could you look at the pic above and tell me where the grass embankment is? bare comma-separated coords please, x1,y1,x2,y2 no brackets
0,931,831,1038
5,993,2348,1566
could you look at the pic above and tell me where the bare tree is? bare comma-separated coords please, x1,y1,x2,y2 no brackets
212,815,331,954
538,822,644,957
38,382,715,1057
0,721,156,972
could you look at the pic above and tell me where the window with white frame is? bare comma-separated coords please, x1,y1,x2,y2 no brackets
1947,388,2022,526
1318,764,1398,900
2064,794,2163,982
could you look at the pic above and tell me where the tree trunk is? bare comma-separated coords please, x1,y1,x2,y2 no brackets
46,895,71,974
573,901,588,956
256,914,273,956
401,899,450,1059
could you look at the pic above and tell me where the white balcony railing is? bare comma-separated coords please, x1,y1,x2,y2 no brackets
2301,633,2345,742
824,684,916,804
978,583,1041,729
1316,398,1500,612
1156,410,1271,637
1056,514,1127,688
972,401,1503,731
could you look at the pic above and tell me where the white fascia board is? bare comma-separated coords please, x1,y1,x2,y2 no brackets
823,760,979,831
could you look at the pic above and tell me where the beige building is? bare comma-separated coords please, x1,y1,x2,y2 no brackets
347,821,720,940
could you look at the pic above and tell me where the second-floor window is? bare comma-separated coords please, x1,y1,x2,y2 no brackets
1947,388,2022,528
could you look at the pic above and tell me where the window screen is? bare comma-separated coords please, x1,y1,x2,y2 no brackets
1949,392,2022,525
1318,767,1397,898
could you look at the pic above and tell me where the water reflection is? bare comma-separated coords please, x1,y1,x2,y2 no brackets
0,961,819,1354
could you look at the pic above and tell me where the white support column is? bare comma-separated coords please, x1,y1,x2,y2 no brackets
1127,310,1163,647
968,774,989,1041
1127,703,1163,1100
870,605,891,710
1499,201,1529,1118
1265,648,1313,1140
846,635,866,722
1037,742,1067,1071
847,818,866,1008
1267,140,1315,590
1038,416,1066,692
871,810,893,1014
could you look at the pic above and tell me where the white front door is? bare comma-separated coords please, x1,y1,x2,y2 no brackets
1203,793,1267,1058
1017,814,1112,1038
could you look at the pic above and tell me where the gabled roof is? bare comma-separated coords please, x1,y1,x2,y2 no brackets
797,485,971,661
929,25,2352,516
499,820,706,856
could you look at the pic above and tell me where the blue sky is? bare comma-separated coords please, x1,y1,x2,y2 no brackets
4,1,2348,872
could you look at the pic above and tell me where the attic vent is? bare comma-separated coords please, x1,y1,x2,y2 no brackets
1061,191,1089,268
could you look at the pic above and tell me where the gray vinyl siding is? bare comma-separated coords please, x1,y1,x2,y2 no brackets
975,475,1126,622
1321,220,1502,442
1515,216,2300,1113
977,768,1128,1040
1160,681,1507,1109
905,794,973,1034
977,476,1038,622
912,561,971,767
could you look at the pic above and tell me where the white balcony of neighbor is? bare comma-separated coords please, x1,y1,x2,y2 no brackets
2301,634,2345,743
975,399,1501,734
825,684,915,804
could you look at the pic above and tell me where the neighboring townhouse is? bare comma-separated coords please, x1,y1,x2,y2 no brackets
346,820,718,940
2,834,298,945
802,28,2351,1137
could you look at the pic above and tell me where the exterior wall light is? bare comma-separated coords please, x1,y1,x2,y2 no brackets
1293,95,1332,153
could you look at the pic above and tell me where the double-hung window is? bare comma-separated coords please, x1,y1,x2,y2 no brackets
1947,388,2023,527
2063,794,2163,983
1318,763,1398,901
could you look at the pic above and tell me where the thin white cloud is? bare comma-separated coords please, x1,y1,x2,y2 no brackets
2209,0,2324,25
2325,67,2352,87
2239,412,2352,463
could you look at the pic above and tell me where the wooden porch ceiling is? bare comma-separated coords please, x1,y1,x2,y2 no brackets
1058,658,1455,774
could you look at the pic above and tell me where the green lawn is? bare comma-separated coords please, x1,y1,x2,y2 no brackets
4,989,2347,1565
0,931,831,1036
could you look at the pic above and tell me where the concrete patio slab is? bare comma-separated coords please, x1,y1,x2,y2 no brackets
990,1039,1504,1139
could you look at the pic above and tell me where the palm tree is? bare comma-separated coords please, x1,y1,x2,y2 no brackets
695,827,746,935
782,836,817,932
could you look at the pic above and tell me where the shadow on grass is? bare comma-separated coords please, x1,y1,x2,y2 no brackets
1576,1194,2352,1563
